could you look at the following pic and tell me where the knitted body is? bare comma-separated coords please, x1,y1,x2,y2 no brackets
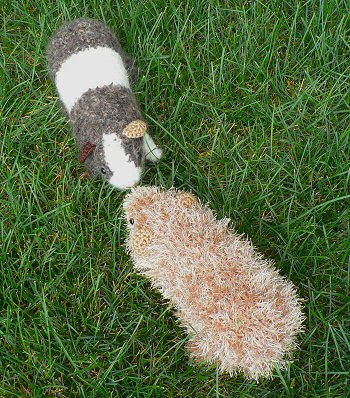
123,187,304,379
47,19,162,189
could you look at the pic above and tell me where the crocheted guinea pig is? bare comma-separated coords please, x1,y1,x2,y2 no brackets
123,187,304,379
47,19,162,189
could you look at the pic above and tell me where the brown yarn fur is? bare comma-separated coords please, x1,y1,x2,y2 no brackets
123,186,304,379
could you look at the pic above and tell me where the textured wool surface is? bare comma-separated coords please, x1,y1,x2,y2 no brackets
123,186,304,379
47,18,137,81
70,85,144,170
47,18,162,188
55,46,130,113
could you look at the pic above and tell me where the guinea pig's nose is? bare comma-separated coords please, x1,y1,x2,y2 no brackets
109,166,142,190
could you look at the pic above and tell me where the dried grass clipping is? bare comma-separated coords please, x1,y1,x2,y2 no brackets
123,186,304,379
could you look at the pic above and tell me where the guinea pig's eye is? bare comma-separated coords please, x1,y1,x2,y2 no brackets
129,218,135,225
100,167,107,175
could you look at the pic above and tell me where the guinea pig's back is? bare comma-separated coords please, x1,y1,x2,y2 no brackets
47,18,132,114
132,195,304,379
47,18,123,78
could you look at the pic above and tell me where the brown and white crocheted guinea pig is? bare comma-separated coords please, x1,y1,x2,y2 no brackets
47,18,162,189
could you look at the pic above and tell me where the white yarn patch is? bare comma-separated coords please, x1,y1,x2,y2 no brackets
103,133,142,189
143,133,163,163
55,46,130,113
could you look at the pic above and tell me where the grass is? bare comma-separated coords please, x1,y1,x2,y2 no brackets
1,0,350,396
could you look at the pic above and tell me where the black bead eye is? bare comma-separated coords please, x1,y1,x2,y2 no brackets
100,167,107,175
129,218,134,225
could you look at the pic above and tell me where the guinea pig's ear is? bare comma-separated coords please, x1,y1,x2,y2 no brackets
122,120,147,138
80,142,96,162
175,191,200,209
131,227,153,256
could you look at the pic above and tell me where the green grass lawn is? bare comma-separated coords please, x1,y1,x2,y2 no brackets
1,0,350,396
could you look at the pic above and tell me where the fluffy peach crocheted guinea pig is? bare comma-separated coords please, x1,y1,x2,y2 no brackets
123,186,304,379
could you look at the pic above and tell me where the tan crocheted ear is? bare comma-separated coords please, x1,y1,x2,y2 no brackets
122,120,147,138
131,227,152,256
175,191,199,208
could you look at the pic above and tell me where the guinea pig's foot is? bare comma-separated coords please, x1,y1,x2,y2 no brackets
144,133,163,163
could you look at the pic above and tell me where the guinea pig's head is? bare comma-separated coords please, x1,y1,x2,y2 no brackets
123,186,201,257
80,120,147,190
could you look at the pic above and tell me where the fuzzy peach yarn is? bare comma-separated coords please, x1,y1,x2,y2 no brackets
123,186,304,379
